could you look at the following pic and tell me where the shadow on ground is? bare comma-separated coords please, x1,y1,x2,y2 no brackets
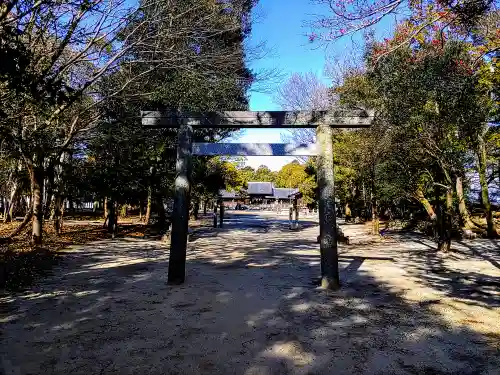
0,223,165,291
192,212,319,240
376,231,500,309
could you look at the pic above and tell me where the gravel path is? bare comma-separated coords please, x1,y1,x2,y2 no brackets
1,212,499,375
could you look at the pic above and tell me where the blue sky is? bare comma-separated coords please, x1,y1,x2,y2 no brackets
231,0,395,170
232,0,330,170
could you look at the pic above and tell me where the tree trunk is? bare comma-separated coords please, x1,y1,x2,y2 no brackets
107,199,116,235
144,186,152,225
192,199,200,220
436,205,444,248
213,203,218,228
363,182,369,220
44,165,55,219
203,199,208,215
455,176,476,229
139,200,142,221
60,199,65,233
415,188,437,220
433,186,452,252
4,182,19,223
103,198,108,220
476,141,496,237
441,188,453,252
47,194,56,220
371,169,379,235
372,198,379,235
53,195,64,235
49,197,56,220
31,166,44,246
7,198,16,222
2,197,6,221
24,195,30,214
2,203,33,240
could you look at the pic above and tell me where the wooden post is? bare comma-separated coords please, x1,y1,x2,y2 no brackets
293,197,299,225
213,202,218,228
167,120,194,284
316,124,340,290
289,198,299,229
219,200,224,228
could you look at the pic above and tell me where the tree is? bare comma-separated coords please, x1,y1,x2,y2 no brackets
253,165,276,182
371,41,478,247
310,0,497,59
275,161,306,188
0,0,259,244
275,72,334,144
333,64,389,232
275,161,318,205
275,72,333,111
238,166,256,187
318,7,500,249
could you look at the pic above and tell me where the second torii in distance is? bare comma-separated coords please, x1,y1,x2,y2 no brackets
141,109,374,290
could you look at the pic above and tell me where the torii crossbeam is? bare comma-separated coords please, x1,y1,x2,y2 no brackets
141,109,374,290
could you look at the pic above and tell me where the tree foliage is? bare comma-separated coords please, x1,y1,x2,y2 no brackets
310,0,498,59
0,0,258,243
325,13,500,246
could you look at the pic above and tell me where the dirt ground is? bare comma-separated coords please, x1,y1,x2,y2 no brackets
0,215,213,290
1,212,499,375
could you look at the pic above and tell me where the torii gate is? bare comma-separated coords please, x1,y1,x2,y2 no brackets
142,110,373,290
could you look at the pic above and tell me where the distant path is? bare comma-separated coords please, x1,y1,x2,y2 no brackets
214,210,322,231
1,212,499,375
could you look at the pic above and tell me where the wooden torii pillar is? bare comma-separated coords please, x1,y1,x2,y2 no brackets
142,110,373,289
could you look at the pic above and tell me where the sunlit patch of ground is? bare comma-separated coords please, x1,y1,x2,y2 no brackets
0,215,212,290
